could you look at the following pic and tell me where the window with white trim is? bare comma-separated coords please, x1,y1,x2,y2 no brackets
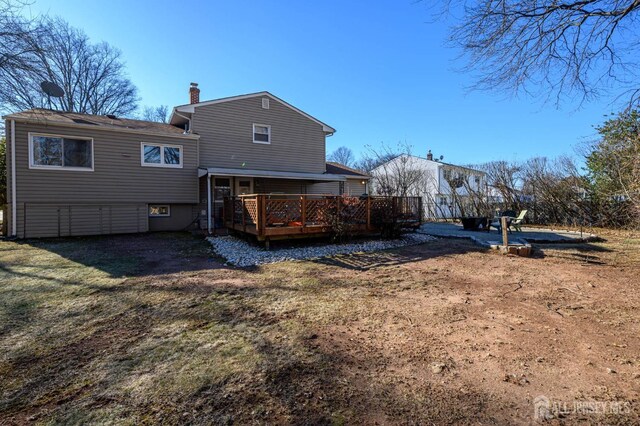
149,205,170,217
141,143,183,168
253,124,271,144
29,133,93,170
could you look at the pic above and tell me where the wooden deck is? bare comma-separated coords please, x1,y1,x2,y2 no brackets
223,194,422,243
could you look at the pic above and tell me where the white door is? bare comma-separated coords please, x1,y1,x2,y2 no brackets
235,177,253,195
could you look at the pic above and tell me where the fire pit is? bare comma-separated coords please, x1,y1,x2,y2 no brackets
460,217,489,231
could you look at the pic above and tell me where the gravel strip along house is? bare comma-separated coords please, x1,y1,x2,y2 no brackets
3,84,420,239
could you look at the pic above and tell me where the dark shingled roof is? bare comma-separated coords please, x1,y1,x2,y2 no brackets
3,108,191,137
325,162,370,178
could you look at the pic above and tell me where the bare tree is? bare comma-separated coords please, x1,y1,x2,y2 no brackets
366,143,433,197
0,16,138,116
477,160,523,210
327,146,355,167
353,151,397,173
141,105,169,123
438,0,640,107
0,1,39,73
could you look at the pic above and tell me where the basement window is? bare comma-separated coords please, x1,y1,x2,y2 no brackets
29,133,93,171
253,124,271,144
149,205,170,217
141,143,183,168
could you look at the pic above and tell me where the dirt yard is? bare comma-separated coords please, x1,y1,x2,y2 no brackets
0,231,639,425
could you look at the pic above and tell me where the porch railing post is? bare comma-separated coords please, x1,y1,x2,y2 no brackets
366,196,371,230
206,175,212,234
260,195,267,237
241,196,246,232
301,195,306,229
255,195,261,233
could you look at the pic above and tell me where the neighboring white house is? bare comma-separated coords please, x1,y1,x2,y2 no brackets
370,151,487,219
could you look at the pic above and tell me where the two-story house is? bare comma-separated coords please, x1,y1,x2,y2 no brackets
370,151,486,219
3,85,369,238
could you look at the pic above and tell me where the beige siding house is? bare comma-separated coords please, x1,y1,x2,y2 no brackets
3,111,199,238
3,86,368,238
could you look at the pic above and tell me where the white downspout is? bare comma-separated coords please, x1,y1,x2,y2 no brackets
10,120,16,237
207,173,212,234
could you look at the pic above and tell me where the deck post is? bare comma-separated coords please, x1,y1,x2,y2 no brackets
501,216,509,246
259,194,267,238
255,195,261,234
301,195,306,229
207,174,212,234
366,196,371,230
241,196,246,232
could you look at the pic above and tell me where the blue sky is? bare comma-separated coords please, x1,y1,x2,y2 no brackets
24,0,618,166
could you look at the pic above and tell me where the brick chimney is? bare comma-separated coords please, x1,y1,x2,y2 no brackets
427,150,433,161
189,82,200,104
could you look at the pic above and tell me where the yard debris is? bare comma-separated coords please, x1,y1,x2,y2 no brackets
503,373,529,385
207,234,437,267
431,362,447,374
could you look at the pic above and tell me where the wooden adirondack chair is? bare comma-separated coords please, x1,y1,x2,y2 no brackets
511,210,528,232
490,209,527,233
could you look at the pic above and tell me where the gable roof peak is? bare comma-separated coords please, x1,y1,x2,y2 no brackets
172,91,335,134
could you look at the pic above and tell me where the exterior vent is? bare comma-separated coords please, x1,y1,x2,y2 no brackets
262,98,270,109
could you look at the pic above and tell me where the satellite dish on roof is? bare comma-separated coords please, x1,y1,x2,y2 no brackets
40,81,65,97
40,81,65,110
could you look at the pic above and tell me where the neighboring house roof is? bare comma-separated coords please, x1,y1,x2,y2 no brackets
171,91,336,134
3,108,198,139
371,154,485,175
198,166,346,182
325,162,370,179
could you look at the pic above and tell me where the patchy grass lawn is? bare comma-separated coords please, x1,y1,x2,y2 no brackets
1,231,639,425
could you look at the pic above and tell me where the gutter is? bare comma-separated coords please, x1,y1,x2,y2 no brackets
173,111,197,165
10,120,16,237
2,117,200,140
173,111,192,133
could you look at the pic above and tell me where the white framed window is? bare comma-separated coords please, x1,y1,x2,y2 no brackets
252,124,271,144
149,205,170,217
28,133,94,171
141,143,183,168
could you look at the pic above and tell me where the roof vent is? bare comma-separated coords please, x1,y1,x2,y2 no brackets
106,114,117,119
261,98,270,109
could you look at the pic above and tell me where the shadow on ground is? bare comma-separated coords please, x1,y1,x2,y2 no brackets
314,238,484,270
532,242,614,265
7,232,219,278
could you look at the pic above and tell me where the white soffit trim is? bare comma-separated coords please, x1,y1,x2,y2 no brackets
174,91,336,134
202,167,346,182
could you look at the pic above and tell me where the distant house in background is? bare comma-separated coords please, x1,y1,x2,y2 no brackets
370,150,486,219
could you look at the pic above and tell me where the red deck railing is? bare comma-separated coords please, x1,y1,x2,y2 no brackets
223,194,422,240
